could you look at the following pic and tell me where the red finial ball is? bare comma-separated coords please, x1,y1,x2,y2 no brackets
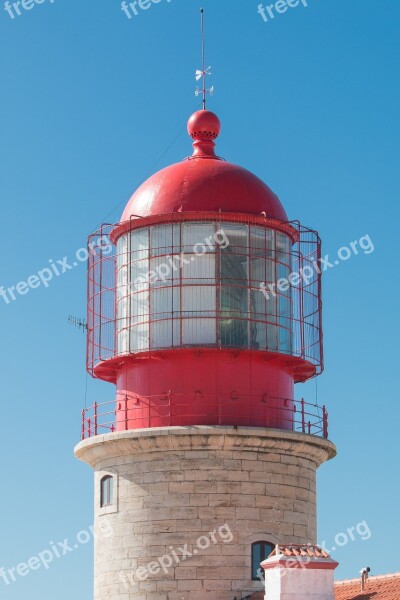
187,110,221,141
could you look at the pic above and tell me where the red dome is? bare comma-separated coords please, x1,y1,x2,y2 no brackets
121,110,287,222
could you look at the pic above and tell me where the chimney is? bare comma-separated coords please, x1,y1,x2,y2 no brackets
360,567,371,591
261,545,339,600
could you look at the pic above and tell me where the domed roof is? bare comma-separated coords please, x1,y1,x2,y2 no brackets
121,110,287,222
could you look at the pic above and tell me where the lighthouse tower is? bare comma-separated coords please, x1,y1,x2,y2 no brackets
75,109,336,600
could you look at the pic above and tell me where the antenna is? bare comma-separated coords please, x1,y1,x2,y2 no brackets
195,8,214,108
68,315,87,333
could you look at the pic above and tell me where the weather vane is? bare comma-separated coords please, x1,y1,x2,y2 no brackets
195,8,214,109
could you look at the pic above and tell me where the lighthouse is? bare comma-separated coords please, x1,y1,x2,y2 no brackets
75,107,336,600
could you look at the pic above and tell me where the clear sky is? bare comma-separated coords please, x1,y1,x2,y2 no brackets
0,0,399,598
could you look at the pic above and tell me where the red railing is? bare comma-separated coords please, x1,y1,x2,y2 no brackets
80,395,328,440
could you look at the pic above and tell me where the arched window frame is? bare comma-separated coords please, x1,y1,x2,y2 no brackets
100,475,114,508
251,540,275,581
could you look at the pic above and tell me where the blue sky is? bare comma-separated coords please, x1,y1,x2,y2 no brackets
0,0,399,598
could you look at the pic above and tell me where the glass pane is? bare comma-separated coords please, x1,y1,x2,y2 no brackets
182,286,216,317
131,258,149,292
150,320,180,349
182,254,216,284
250,226,265,254
266,259,275,284
251,289,266,319
252,541,275,580
182,318,216,345
219,318,249,348
131,291,149,323
150,224,175,257
266,294,277,319
130,228,149,260
149,256,178,287
116,265,128,300
182,223,215,253
221,224,248,253
220,253,248,285
117,328,129,354
129,322,149,352
108,478,113,504
219,286,249,319
252,544,262,580
117,235,128,268
266,230,274,257
251,321,266,350
116,296,129,330
250,257,265,284
276,232,290,266
278,317,292,353
267,323,279,351
150,288,180,319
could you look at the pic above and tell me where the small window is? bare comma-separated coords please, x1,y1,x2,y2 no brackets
252,541,275,580
100,476,113,508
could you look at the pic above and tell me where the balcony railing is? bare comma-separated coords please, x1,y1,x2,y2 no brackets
80,395,328,441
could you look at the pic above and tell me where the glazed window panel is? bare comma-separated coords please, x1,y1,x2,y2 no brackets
182,253,216,284
114,222,293,355
150,287,180,320
219,318,249,348
182,222,215,252
278,317,292,353
130,322,149,352
130,228,149,260
251,321,267,350
221,223,248,253
149,256,177,287
219,286,250,320
220,253,249,285
100,476,113,508
251,541,275,580
131,291,149,324
250,257,266,284
182,286,216,317
251,289,266,319
250,226,265,254
276,231,290,267
131,258,150,292
150,319,180,349
182,319,216,345
150,223,180,257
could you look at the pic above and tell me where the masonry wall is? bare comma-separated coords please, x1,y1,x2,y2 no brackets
75,427,335,600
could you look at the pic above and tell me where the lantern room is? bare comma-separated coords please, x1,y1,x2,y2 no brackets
84,110,325,435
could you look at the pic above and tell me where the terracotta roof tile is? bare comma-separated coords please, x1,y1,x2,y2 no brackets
335,572,400,600
270,544,330,559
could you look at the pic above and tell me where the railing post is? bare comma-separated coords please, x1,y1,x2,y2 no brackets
301,398,306,433
125,396,128,431
81,409,85,441
323,405,328,438
88,417,92,439
94,402,98,436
